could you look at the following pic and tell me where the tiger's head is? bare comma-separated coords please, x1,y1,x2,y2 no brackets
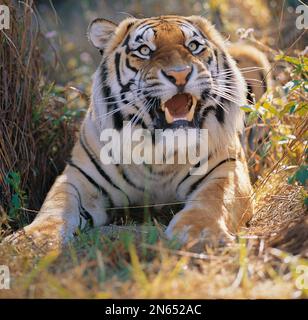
88,15,246,137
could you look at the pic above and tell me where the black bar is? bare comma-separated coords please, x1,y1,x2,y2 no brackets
0,299,303,319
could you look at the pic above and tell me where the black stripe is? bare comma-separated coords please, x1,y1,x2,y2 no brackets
247,82,254,104
126,22,134,30
101,63,113,112
79,136,129,198
113,110,124,130
67,160,113,207
207,49,214,65
139,24,155,39
125,57,138,73
79,135,130,204
114,53,135,95
135,34,143,42
199,105,215,128
215,104,225,123
115,52,122,86
209,92,225,124
202,106,215,118
180,20,208,40
64,182,94,227
134,21,158,39
122,34,131,54
213,49,219,74
101,63,124,130
121,167,145,192
127,114,147,129
101,61,108,86
176,156,209,195
187,158,236,196
144,82,161,88
201,88,211,101
146,96,160,120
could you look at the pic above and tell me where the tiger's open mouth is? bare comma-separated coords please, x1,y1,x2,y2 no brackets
161,93,197,124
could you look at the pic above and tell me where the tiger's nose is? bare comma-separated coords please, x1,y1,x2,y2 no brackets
162,65,192,87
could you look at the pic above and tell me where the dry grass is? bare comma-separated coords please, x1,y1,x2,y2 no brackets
0,0,307,299
250,172,307,254
0,0,82,231
0,166,307,299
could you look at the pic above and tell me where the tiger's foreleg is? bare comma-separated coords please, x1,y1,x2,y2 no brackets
6,164,109,249
165,160,254,249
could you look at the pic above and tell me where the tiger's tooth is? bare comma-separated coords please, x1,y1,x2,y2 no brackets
186,96,197,122
191,95,197,108
161,102,165,111
165,107,174,124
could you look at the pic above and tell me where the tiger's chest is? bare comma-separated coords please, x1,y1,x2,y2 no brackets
118,163,191,205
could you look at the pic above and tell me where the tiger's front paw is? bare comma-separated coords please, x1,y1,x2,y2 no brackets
3,217,67,251
165,209,230,251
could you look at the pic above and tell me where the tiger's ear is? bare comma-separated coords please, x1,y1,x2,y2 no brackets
88,18,117,50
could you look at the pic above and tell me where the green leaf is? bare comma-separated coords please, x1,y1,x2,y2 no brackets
11,193,21,209
262,101,278,116
260,141,272,158
5,171,21,191
275,55,301,66
241,105,255,113
296,103,308,116
281,101,297,115
283,80,301,94
247,110,259,125
288,165,308,186
120,232,135,251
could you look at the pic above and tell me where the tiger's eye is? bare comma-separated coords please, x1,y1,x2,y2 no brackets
139,45,151,55
188,41,199,52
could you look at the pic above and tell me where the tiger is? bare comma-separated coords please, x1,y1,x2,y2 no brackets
6,15,270,250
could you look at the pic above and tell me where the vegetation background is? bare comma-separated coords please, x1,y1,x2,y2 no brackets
0,0,307,298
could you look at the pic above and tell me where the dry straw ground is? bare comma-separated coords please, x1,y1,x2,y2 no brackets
0,0,307,298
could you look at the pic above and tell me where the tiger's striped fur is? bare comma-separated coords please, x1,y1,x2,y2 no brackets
8,15,266,249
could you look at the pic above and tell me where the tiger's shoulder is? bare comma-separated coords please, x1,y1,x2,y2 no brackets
227,43,273,101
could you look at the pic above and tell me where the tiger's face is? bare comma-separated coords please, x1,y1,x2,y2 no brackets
89,15,246,132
